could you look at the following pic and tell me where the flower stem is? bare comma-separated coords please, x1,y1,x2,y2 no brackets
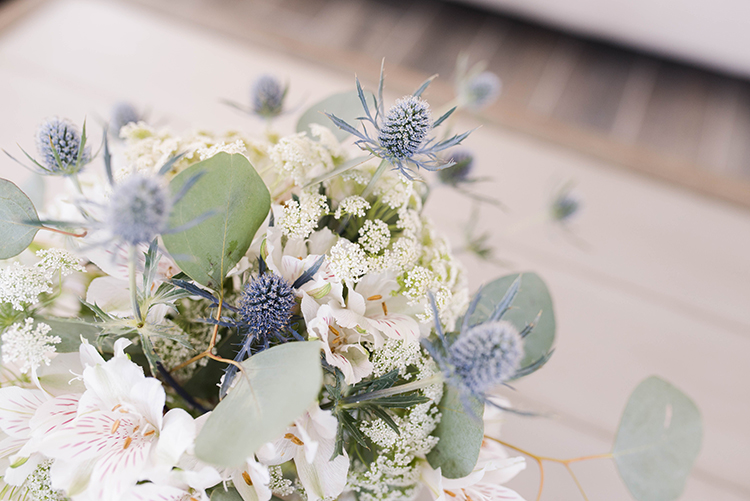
483,436,613,501
128,245,142,323
342,373,443,405
361,158,389,199
38,226,87,238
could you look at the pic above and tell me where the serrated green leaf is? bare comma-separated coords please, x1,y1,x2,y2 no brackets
0,178,40,259
426,384,484,479
466,272,555,370
613,376,702,501
162,153,270,292
195,341,323,467
296,90,374,142
366,394,431,407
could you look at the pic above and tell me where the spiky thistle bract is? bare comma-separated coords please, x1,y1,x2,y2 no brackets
326,62,474,180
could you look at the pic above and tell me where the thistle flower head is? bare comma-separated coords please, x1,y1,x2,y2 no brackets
378,96,432,160
448,320,523,395
462,71,502,110
251,75,287,118
239,272,296,336
35,117,90,175
438,149,474,185
110,101,142,134
325,65,473,180
106,174,172,245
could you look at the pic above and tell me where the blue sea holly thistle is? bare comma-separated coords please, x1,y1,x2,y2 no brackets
219,255,325,397
251,74,288,119
110,101,143,135
421,277,551,413
326,63,473,197
4,117,92,192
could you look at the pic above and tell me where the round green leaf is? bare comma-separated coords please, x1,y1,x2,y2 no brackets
210,487,243,501
426,384,484,479
162,153,270,291
296,90,373,141
466,272,555,369
0,178,40,259
613,376,702,501
195,341,323,467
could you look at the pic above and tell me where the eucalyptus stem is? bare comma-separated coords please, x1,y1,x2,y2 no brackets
342,373,443,405
361,158,389,199
128,245,142,323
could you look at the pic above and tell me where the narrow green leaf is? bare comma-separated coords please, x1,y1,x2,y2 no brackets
194,341,323,467
426,384,484,478
162,153,270,291
296,90,374,142
0,178,40,259
613,376,702,501
465,272,555,371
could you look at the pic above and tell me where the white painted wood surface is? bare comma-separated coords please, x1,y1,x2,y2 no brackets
0,1,746,499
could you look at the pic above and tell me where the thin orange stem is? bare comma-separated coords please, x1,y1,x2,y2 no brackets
565,463,590,501
485,435,611,501
39,226,87,238
536,458,545,501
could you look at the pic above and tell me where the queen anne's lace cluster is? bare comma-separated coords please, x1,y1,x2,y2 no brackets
0,249,83,310
1,318,60,374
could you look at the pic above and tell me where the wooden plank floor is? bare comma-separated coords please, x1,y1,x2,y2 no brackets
0,1,748,499
115,0,750,208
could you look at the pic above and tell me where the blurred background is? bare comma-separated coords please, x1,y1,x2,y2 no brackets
0,0,748,500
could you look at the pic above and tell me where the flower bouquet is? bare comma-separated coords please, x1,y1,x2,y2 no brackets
0,63,702,501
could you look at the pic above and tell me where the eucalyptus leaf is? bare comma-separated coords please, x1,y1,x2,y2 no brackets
613,376,702,501
195,341,323,467
426,384,484,479
162,153,270,292
465,272,555,370
296,90,374,142
209,486,243,501
0,178,40,259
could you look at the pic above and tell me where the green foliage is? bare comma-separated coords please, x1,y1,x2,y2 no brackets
33,317,99,352
0,178,40,259
296,90,375,142
426,384,484,479
194,341,323,467
613,376,702,501
209,486,243,501
465,272,555,371
324,366,430,461
162,153,270,293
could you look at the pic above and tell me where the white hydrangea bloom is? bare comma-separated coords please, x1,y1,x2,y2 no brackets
358,220,391,254
279,193,329,240
401,266,435,301
1,319,61,374
269,133,337,186
334,195,370,219
328,239,368,283
309,123,343,159
197,140,248,160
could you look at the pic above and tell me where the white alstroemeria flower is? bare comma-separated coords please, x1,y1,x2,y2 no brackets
35,339,195,500
0,387,49,485
256,406,349,501
348,272,421,345
228,456,272,501
123,465,223,501
308,303,374,384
